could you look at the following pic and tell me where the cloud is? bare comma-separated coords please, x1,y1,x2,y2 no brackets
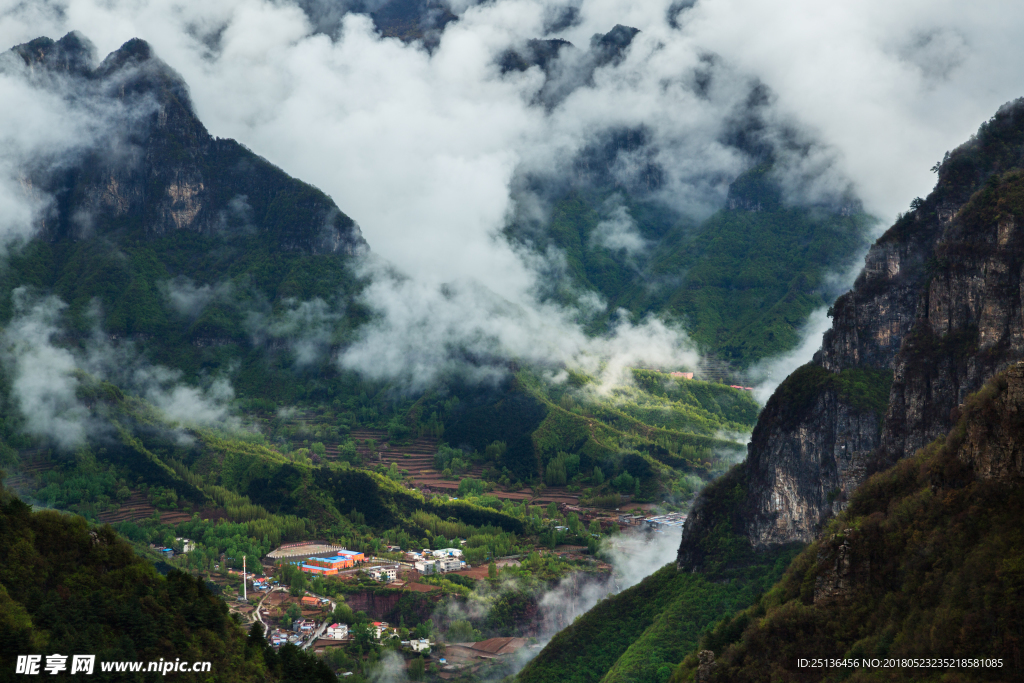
589,199,648,256
0,287,242,449
3,0,1024,395
337,254,699,391
746,306,833,405
162,276,235,318
248,297,344,367
367,650,408,683
0,291,91,449
504,526,681,674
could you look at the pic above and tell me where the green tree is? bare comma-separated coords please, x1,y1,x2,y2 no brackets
488,560,498,580
447,619,479,643
545,457,567,486
409,656,426,681
414,619,433,640
457,478,485,497
286,603,302,622
352,622,374,647
484,441,507,461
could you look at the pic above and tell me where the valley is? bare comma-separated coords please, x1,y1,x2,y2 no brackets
0,4,1020,683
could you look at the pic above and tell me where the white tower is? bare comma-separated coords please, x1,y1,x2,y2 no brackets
243,556,247,601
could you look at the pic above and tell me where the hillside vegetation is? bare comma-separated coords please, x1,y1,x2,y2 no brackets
0,478,333,683
669,367,1024,682
510,167,873,369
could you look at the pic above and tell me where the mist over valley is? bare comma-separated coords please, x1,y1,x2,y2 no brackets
1,2,1023,683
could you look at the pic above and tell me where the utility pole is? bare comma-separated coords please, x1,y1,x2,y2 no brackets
243,556,247,602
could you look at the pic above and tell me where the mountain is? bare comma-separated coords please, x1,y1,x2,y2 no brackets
670,363,1024,681
0,33,762,591
0,33,771,515
12,32,364,254
678,98,1024,564
520,98,1024,683
0,32,368,404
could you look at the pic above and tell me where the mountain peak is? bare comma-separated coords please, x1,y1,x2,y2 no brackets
11,31,96,75
7,33,364,255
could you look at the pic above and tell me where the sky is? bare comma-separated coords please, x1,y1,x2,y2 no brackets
1,0,1023,397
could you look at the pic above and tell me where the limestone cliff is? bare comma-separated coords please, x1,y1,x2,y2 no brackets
9,32,365,256
679,98,1024,564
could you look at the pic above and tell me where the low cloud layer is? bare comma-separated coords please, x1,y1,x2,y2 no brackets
338,255,699,391
520,528,682,674
1,288,241,449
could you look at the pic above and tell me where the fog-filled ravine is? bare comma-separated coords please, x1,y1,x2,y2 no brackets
2,2,1024,683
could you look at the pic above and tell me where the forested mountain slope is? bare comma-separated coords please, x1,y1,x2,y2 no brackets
670,364,1024,682
0,477,335,683
519,170,872,368
1,32,367,404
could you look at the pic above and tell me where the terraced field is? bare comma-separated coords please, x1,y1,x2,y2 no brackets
96,491,194,525
244,413,591,507
345,429,586,506
4,449,55,493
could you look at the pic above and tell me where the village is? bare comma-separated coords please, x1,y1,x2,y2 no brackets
154,507,686,679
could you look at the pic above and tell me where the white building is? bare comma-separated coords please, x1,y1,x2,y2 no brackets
410,639,432,652
365,565,398,582
415,559,437,575
326,623,349,640
372,622,396,640
438,557,463,573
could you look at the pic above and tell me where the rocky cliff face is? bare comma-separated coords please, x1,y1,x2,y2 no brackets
679,98,1024,564
881,170,1024,464
9,32,365,256
670,363,1024,681
744,381,882,547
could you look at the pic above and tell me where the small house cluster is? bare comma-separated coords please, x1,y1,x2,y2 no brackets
372,622,398,640
292,618,317,633
643,512,687,530
301,595,330,609
405,638,431,652
269,629,294,648
407,547,466,575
